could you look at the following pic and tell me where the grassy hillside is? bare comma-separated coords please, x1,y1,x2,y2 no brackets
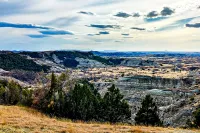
0,106,199,133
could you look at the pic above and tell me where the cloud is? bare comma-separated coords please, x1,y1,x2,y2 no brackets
161,7,175,16
124,36,133,38
27,34,48,38
93,38,113,43
87,34,95,36
131,27,146,31
186,23,200,28
86,0,124,8
121,33,129,36
0,22,51,29
133,13,140,17
0,21,75,36
0,0,199,51
147,11,159,18
78,11,94,15
88,31,110,36
40,30,74,35
45,17,80,27
145,7,174,22
87,24,121,29
114,12,131,18
99,31,109,35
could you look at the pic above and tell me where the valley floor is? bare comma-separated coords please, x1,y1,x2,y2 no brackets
0,106,199,133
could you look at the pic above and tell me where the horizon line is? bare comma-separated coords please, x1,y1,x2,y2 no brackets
1,50,200,53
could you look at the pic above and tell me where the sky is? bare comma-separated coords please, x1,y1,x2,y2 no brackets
0,0,200,51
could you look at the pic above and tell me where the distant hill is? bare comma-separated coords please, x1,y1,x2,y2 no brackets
0,52,50,72
0,51,160,72
0,51,182,72
0,105,199,133
0,51,113,72
20,51,113,68
92,51,200,57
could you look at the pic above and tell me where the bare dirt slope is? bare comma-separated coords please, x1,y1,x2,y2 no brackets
0,106,199,133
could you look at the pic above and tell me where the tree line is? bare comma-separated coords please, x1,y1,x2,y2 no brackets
36,72,131,123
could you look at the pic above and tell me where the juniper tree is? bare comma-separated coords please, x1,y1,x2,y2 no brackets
41,72,58,115
135,95,162,126
193,108,200,128
101,85,131,123
67,84,98,121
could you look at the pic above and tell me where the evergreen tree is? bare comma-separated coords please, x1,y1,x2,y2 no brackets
42,72,58,115
101,85,131,123
50,72,57,94
0,86,6,104
55,73,67,116
6,81,20,105
67,84,98,121
193,108,200,128
135,95,162,126
20,88,33,106
0,80,33,106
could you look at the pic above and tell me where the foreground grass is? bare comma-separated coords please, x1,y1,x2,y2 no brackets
0,106,199,133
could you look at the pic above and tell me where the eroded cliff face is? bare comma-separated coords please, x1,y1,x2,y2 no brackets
120,59,157,67
95,75,200,127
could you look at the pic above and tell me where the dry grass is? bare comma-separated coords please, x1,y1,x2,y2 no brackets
0,105,199,133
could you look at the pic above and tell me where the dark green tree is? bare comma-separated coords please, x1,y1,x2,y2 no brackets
67,84,98,121
101,85,131,123
6,81,21,105
0,80,33,106
41,72,58,115
186,108,200,128
55,72,67,116
193,108,200,128
135,95,161,126
20,88,33,106
0,86,6,104
50,72,57,93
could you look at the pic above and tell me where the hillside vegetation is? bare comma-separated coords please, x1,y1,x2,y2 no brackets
0,76,200,133
0,105,199,133
0,53,50,72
